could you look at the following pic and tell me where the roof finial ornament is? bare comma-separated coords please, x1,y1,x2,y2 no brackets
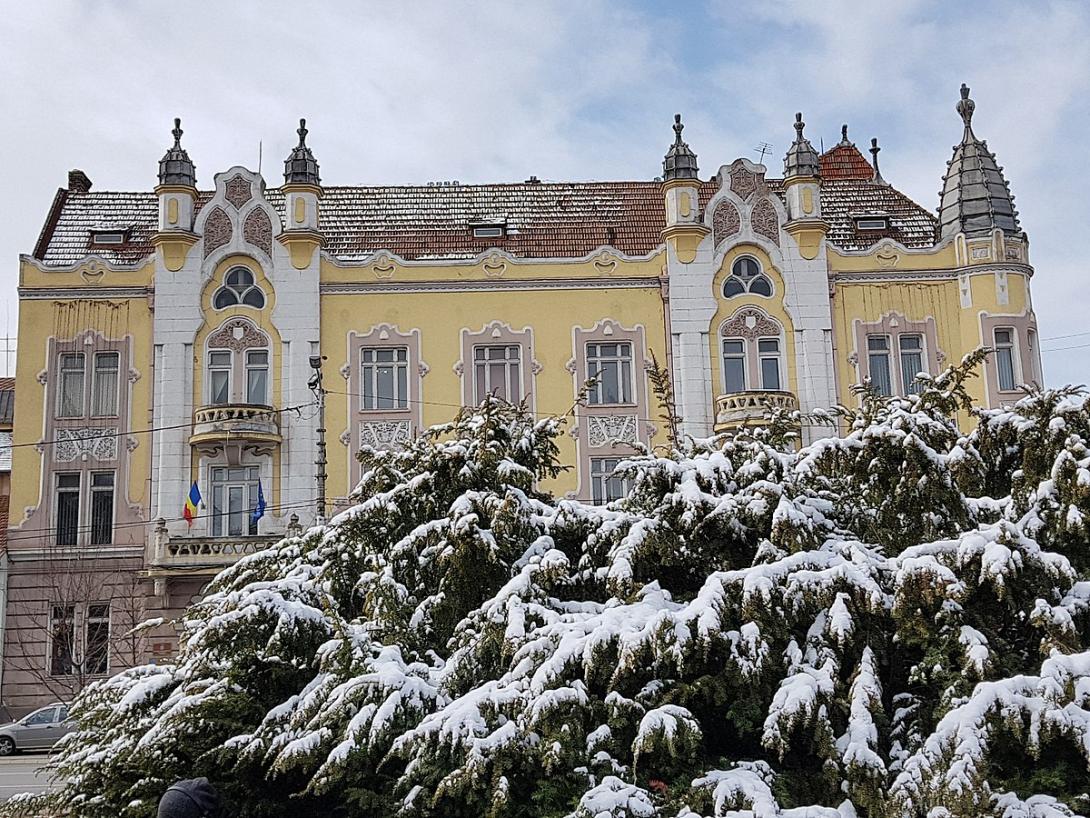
297,118,308,148
662,113,699,181
784,111,820,179
172,118,183,149
284,117,321,186
957,83,976,133
158,115,196,187
870,137,886,185
794,112,805,139
840,124,851,146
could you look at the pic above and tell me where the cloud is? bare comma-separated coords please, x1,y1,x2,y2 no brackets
1,0,1087,383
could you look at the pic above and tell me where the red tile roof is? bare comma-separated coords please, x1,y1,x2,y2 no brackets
32,174,938,266
820,144,876,180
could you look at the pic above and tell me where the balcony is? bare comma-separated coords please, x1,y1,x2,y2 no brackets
189,403,281,456
714,390,799,433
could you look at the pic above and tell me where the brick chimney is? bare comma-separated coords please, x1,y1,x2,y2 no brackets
67,169,92,193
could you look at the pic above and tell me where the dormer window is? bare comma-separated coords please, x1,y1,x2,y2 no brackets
89,229,128,247
854,216,889,231
470,221,506,240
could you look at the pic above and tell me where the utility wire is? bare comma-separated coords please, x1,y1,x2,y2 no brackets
3,400,317,450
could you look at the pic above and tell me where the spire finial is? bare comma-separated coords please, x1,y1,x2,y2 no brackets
956,83,975,131
840,124,851,145
663,113,698,181
794,112,805,139
172,117,183,148
870,137,886,184
297,118,308,147
673,113,684,145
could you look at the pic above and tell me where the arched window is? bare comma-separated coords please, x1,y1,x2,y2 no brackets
722,256,773,298
719,308,786,394
213,267,266,309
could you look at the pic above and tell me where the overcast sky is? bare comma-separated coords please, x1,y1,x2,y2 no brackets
2,0,1088,385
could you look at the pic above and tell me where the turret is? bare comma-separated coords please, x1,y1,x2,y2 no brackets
660,114,707,263
279,118,324,269
782,113,828,260
153,118,199,271
938,84,1020,241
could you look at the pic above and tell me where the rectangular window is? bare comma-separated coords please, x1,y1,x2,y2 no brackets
208,350,232,405
89,471,114,546
473,345,522,404
722,339,746,393
211,466,260,537
49,605,75,677
57,353,86,418
361,347,409,410
758,338,781,391
994,328,1017,391
85,603,110,676
898,334,924,395
90,230,126,245
590,457,630,505
55,473,81,546
587,342,633,405
867,335,892,396
91,351,120,417
246,350,269,405
471,225,505,239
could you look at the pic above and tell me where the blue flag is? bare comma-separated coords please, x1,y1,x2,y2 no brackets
251,480,266,525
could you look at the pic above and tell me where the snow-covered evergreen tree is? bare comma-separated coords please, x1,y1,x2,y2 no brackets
8,356,1090,818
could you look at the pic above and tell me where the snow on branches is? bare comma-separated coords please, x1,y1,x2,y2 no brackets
14,368,1090,818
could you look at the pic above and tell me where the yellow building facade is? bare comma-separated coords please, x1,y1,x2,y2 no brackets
2,88,1041,710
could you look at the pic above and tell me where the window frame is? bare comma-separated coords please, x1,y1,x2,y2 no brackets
245,349,270,406
91,351,120,418
213,266,266,310
721,337,748,393
898,334,925,396
722,255,774,299
54,472,81,547
360,346,410,412
89,471,115,546
993,327,1019,392
84,603,111,676
757,337,782,391
210,466,261,537
48,605,76,678
208,350,233,406
473,344,523,404
56,352,87,419
586,341,634,406
589,457,631,505
866,334,894,397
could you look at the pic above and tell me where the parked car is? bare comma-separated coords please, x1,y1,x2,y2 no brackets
0,703,74,754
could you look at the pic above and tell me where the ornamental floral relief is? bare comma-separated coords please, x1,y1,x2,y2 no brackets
208,318,268,352
224,174,254,209
243,208,273,257
54,428,118,463
360,421,412,450
586,414,638,448
729,165,760,201
721,308,782,340
203,207,232,257
712,201,741,246
751,198,780,246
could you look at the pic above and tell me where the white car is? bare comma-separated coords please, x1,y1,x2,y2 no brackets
0,703,74,754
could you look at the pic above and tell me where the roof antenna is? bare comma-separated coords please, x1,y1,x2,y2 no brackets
753,141,773,164
257,140,263,177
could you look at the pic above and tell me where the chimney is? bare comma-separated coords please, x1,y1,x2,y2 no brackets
68,169,92,193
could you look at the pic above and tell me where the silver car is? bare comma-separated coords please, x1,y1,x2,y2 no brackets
0,703,74,754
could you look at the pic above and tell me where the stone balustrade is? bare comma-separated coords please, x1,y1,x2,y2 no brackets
714,390,799,432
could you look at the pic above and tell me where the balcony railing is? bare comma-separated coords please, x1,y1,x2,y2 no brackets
189,403,281,455
714,390,799,432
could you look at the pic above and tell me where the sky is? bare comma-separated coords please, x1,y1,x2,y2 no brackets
1,0,1088,384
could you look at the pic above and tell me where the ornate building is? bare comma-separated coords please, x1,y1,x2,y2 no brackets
3,87,1040,710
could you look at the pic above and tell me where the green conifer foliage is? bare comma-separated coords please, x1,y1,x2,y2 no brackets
9,362,1090,818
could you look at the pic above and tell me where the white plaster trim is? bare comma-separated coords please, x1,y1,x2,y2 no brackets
322,243,664,269
320,277,659,295
19,287,152,300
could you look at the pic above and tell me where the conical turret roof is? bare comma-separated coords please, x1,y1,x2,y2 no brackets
938,84,1019,239
284,118,321,186
783,112,820,178
662,114,699,181
158,118,196,187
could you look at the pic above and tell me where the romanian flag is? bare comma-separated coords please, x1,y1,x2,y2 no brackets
183,481,201,527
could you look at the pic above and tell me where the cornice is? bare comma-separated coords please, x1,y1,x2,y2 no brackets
830,262,1033,285
18,286,153,300
320,276,661,295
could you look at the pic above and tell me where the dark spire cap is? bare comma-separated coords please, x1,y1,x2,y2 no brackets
284,117,321,186
839,124,852,146
158,116,196,187
662,113,699,181
869,137,886,185
938,83,1021,238
784,111,820,179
